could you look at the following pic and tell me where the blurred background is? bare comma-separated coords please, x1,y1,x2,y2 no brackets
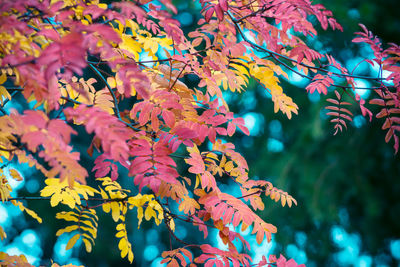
1,0,400,266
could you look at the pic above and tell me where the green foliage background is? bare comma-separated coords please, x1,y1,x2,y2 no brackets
226,0,400,265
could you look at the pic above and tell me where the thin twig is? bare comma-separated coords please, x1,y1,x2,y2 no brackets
0,59,36,70
6,196,128,202
168,63,188,92
87,63,144,132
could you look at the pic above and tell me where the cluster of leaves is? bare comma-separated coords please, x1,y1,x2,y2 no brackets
0,166,42,224
0,0,399,266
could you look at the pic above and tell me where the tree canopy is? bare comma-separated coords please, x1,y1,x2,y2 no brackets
0,0,399,266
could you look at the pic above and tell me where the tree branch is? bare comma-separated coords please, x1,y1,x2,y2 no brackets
87,63,143,132
227,11,390,84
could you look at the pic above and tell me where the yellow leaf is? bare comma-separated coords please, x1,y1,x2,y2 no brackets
144,206,156,221
115,231,125,238
10,169,24,181
56,211,79,222
24,207,42,223
168,218,175,232
97,3,107,9
241,223,249,232
56,225,79,236
110,202,120,222
118,236,127,250
287,196,294,207
224,161,234,172
186,144,200,155
82,238,92,253
12,201,42,223
116,223,125,231
281,194,287,207
219,155,227,168
127,196,140,206
107,77,116,88
137,207,143,228
120,243,128,258
230,168,240,177
66,234,81,250
80,225,97,239
0,149,10,161
230,62,250,77
120,34,141,60
195,174,200,189
128,250,134,263
50,194,63,207
101,196,111,214
79,218,94,229
0,85,11,105
0,226,6,240
205,152,219,161
0,73,6,84
63,193,77,209
82,233,95,244
40,187,54,197
40,178,94,209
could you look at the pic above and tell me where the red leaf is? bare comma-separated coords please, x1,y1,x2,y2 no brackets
219,0,228,11
204,7,214,22
227,122,236,136
214,4,224,21
237,124,250,136
162,109,175,128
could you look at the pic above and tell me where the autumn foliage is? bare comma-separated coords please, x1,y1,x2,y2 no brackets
0,0,399,266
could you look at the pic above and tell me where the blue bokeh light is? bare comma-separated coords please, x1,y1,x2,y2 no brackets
331,225,347,246
369,62,394,86
146,229,159,244
295,232,307,248
287,244,307,264
5,166,25,192
151,257,166,267
357,255,372,267
0,205,9,225
308,91,321,102
175,12,193,27
353,115,367,129
338,208,350,226
21,229,38,247
243,112,264,136
354,79,371,99
348,8,360,19
5,247,23,258
286,243,298,257
144,245,159,261
25,179,40,193
330,225,372,265
267,138,284,153
251,234,275,263
390,239,400,260
175,226,187,240
240,90,257,111
259,85,272,99
269,120,282,138
53,233,76,264
2,229,42,265
241,135,254,148
346,57,367,74
286,70,308,88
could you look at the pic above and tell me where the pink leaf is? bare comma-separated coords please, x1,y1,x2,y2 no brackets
205,7,214,22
